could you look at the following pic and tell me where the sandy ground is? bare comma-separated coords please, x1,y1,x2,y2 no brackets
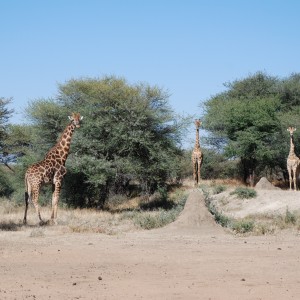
211,179,300,219
1,188,300,299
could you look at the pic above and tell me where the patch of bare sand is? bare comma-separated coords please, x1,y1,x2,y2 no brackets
211,179,300,219
1,189,300,299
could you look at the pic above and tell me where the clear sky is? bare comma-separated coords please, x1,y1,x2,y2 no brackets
1,0,300,148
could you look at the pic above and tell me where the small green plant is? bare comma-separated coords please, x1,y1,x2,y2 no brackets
231,220,254,234
121,191,188,230
212,185,227,195
284,207,297,225
134,209,176,229
104,194,128,210
208,203,231,227
230,187,257,199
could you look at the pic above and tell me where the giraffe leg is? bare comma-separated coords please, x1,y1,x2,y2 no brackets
50,182,62,224
50,167,66,224
293,168,297,191
288,168,292,190
197,159,202,184
31,189,44,225
193,162,198,186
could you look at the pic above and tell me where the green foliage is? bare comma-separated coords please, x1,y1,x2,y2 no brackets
212,185,227,194
22,76,189,207
4,124,33,154
130,192,187,229
176,149,193,179
0,168,13,197
209,203,231,227
202,72,300,182
25,100,69,155
0,97,14,146
284,207,297,225
201,148,240,179
230,187,257,199
231,220,254,234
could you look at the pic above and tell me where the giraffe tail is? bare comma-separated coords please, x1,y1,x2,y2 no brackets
24,191,29,203
24,173,31,201
24,173,32,224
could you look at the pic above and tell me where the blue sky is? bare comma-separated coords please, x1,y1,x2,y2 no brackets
1,0,300,148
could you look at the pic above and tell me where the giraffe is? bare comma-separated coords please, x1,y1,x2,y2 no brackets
191,119,203,186
23,112,83,225
287,127,300,191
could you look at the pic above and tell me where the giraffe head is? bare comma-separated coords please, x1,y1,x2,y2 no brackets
287,127,296,136
68,112,83,128
194,119,202,129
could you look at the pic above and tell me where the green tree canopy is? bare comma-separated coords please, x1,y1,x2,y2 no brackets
0,97,14,147
202,72,300,183
25,76,188,207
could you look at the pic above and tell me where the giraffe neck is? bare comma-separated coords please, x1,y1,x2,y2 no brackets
289,134,296,156
194,128,200,149
45,122,76,164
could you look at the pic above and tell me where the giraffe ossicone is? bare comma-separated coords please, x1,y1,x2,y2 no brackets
23,112,83,225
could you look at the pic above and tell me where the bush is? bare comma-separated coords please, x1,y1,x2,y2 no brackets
134,209,177,229
230,187,257,199
0,168,14,197
231,220,254,233
285,207,297,225
122,191,188,230
212,185,227,195
208,203,231,227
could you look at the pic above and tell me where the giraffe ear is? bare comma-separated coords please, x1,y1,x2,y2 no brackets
68,116,73,121
80,116,83,120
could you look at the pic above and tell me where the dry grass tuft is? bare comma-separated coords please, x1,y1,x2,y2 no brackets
0,185,188,234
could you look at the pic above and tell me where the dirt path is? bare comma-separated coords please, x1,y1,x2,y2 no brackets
1,189,300,299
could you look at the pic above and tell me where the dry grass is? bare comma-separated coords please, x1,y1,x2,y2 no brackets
0,188,188,234
0,197,135,234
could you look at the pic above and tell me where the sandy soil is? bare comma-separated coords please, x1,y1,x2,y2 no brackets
1,188,300,299
211,178,300,219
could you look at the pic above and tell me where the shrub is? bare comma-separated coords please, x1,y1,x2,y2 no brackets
230,187,257,199
134,210,176,229
122,191,188,230
231,220,254,233
0,169,14,197
207,203,231,227
284,207,297,225
212,185,227,195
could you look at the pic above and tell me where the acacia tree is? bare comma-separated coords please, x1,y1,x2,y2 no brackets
0,97,14,145
0,97,15,196
202,72,300,184
25,76,188,207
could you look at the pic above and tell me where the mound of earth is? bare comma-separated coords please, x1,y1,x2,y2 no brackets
160,189,224,235
255,177,279,190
